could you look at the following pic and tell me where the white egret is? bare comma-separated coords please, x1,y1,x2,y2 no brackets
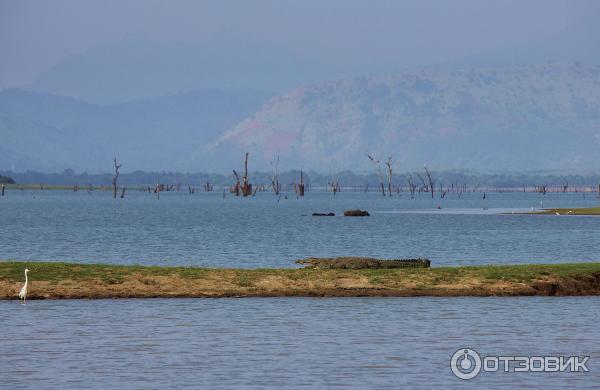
19,268,30,303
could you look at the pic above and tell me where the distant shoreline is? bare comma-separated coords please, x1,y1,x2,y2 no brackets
4,168,600,191
2,261,600,299
529,207,600,216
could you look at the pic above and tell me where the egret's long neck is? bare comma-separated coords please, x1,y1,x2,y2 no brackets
24,272,28,285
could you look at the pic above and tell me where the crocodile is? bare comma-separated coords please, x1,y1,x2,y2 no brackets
295,257,430,269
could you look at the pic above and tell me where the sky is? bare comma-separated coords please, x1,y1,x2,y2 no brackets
1,0,599,88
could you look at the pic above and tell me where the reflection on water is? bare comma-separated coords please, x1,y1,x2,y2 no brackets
1,191,600,267
1,297,598,389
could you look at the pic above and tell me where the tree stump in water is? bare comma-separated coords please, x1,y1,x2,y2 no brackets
242,183,252,197
298,170,305,196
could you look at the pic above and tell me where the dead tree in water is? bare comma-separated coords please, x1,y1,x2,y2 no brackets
439,184,448,198
385,157,393,197
297,170,305,197
423,165,435,199
416,173,427,194
535,185,547,195
232,170,241,196
120,186,126,199
241,152,252,196
328,176,340,195
270,155,281,195
112,158,122,199
368,155,385,196
407,175,416,199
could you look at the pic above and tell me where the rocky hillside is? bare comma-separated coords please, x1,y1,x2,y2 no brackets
207,63,600,172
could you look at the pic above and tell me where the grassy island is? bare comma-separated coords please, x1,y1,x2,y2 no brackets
2,261,600,299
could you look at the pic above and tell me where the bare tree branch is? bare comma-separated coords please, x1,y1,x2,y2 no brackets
241,152,252,196
423,165,435,199
368,154,385,196
269,154,280,195
385,157,393,197
112,157,122,199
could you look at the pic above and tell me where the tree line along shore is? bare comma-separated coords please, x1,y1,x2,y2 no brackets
2,261,600,299
4,165,600,196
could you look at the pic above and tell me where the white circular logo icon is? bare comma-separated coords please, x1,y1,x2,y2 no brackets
451,348,482,380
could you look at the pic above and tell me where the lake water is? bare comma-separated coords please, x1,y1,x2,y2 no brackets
1,297,598,389
1,190,599,267
2,190,600,388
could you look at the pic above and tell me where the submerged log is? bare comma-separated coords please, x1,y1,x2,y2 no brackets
344,209,370,216
296,257,431,269
312,212,335,216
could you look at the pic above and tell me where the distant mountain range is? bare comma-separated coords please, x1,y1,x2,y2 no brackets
2,63,600,174
0,88,272,172
22,13,600,105
26,35,336,104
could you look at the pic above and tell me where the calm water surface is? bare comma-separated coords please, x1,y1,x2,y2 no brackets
2,190,600,388
1,190,600,267
1,297,599,389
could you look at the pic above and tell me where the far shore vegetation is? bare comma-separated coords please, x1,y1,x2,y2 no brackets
0,175,15,184
4,168,600,190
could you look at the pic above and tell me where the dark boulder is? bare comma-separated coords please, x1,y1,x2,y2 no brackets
344,209,370,216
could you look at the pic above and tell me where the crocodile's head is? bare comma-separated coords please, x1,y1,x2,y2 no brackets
295,259,319,267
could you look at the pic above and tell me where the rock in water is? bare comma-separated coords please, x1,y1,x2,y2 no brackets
312,212,335,216
344,210,370,216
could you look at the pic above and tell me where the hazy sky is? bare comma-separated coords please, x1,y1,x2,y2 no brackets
1,0,599,88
